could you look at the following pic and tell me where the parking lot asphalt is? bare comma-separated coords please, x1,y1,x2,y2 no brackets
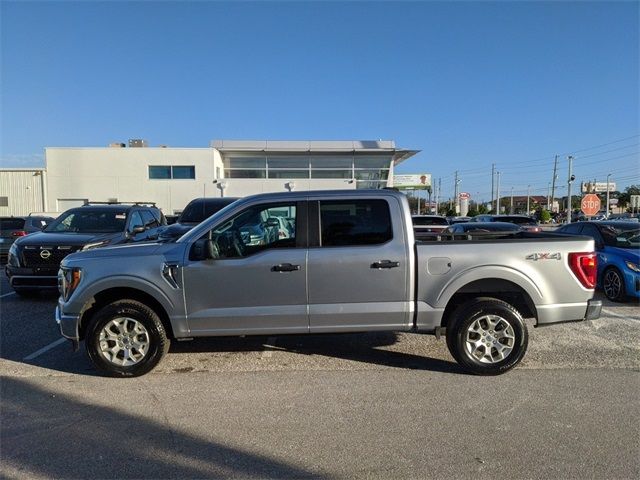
1,271,639,479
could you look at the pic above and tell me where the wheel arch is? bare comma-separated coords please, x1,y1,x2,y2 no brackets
78,287,175,341
440,278,537,328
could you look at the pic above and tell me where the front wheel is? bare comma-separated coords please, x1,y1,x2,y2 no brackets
446,298,528,375
85,300,170,377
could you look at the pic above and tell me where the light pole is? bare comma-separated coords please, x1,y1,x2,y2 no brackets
496,172,501,213
606,173,611,218
547,182,551,211
527,184,531,214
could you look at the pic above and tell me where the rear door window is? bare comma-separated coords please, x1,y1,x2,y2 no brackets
319,200,392,247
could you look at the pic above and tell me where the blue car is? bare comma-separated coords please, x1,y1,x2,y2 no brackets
556,221,640,302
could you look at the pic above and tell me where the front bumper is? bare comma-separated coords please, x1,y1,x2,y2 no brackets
55,301,81,350
6,265,58,289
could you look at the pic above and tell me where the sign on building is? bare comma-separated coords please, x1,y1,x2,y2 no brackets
581,181,617,193
393,174,431,190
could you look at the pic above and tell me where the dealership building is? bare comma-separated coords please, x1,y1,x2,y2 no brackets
0,139,418,216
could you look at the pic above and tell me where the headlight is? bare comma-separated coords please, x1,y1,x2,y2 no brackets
625,261,640,273
7,243,20,267
58,266,82,301
82,240,110,251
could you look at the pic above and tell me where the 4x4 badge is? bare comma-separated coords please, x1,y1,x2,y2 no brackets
526,253,561,261
40,249,51,259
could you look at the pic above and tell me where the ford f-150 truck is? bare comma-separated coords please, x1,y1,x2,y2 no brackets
56,190,602,377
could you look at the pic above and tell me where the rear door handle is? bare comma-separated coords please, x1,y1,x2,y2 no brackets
271,263,301,272
371,260,400,269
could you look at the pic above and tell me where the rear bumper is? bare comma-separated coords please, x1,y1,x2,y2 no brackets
537,299,602,326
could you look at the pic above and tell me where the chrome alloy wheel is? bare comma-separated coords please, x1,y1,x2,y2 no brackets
464,314,516,364
603,269,622,300
99,317,150,366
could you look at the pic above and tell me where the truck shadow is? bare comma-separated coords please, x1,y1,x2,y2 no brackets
2,377,323,479
169,332,464,375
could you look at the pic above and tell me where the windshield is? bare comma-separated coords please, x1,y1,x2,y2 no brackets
601,226,640,249
45,209,127,233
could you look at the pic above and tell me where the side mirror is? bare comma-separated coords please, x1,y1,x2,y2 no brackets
130,225,146,235
190,238,217,261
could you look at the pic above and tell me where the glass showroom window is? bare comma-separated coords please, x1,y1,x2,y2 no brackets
223,156,266,179
310,155,353,179
149,166,195,180
267,156,310,179
353,155,391,189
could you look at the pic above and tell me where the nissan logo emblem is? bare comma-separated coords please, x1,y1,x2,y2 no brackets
40,249,52,260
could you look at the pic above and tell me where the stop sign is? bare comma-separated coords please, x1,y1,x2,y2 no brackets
581,194,601,216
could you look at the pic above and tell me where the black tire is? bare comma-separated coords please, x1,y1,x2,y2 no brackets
446,297,528,375
603,267,626,302
85,300,170,377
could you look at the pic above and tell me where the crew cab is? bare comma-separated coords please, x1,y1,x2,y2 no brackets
55,190,601,377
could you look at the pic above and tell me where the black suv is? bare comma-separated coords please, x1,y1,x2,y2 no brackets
5,202,166,295
158,197,238,240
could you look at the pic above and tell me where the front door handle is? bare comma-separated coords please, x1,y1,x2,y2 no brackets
271,263,301,272
371,260,400,269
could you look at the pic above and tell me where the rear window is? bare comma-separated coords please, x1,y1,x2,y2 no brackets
0,218,25,230
180,199,236,223
412,216,449,226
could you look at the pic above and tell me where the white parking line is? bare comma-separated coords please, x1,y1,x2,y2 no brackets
23,338,67,361
0,292,16,299
602,308,640,321
261,336,278,359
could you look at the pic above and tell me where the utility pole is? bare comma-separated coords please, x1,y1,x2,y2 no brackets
510,186,514,214
527,185,531,214
547,182,551,211
491,164,495,214
606,173,611,218
454,171,460,214
550,155,558,213
567,155,574,223
496,172,501,214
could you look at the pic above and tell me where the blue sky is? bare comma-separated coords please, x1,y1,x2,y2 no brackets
1,1,638,201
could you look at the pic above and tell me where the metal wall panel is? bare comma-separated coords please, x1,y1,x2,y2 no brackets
0,170,45,216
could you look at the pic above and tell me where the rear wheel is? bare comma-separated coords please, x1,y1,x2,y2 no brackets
85,300,170,377
446,298,528,375
603,267,626,302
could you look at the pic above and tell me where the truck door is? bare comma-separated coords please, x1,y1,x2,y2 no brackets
307,197,411,332
182,201,308,336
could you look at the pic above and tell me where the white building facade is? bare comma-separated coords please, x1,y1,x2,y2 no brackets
0,168,47,216
44,140,417,214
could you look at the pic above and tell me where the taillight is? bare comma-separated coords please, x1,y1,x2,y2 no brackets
568,252,597,289
11,231,27,237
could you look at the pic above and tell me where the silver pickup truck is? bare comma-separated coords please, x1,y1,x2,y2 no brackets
56,190,601,377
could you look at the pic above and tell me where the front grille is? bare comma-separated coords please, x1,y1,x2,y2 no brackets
21,246,81,268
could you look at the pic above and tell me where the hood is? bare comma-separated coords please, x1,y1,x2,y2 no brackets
14,231,121,248
605,246,640,263
61,241,175,266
